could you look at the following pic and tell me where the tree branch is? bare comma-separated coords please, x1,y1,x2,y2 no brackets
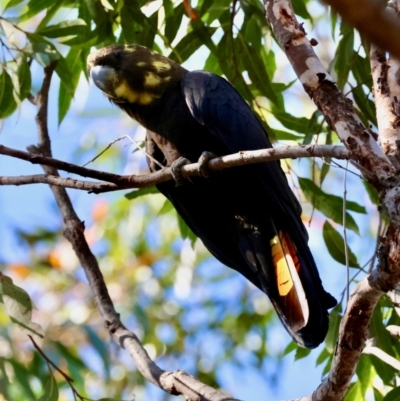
0,143,351,192
370,2,400,166
264,1,400,400
28,60,241,401
324,0,400,62
264,0,394,181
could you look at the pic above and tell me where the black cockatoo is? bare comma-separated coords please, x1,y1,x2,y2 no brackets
87,44,336,348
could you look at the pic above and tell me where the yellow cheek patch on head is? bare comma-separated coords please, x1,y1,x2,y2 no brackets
152,60,171,72
144,72,162,87
114,80,139,103
114,80,156,105
137,61,147,67
138,92,157,105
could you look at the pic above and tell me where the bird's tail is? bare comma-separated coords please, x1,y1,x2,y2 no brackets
261,222,336,348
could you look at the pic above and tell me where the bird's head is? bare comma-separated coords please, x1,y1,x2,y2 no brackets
87,44,186,106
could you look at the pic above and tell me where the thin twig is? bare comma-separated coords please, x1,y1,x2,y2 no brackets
29,335,88,401
343,160,350,302
82,134,164,169
0,144,352,193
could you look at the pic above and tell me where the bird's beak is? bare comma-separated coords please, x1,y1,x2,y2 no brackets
90,65,114,91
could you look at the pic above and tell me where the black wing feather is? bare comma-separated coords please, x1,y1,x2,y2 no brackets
179,71,336,348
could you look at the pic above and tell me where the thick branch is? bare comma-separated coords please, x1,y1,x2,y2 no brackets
370,3,400,165
264,0,394,181
324,0,400,62
313,279,382,401
0,144,351,192
264,1,400,400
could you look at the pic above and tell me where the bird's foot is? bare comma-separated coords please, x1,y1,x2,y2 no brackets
171,157,191,187
198,151,217,178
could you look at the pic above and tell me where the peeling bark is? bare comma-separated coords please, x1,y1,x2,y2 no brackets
264,0,394,182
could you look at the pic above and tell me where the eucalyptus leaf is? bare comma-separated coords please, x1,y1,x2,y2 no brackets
322,221,359,268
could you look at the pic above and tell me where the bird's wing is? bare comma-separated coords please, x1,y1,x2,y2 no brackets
182,71,336,348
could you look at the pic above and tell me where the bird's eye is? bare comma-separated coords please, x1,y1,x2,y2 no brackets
114,52,121,59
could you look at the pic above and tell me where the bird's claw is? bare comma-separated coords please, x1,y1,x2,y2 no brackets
198,151,216,178
171,157,191,187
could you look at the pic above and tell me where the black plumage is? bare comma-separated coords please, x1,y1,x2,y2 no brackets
87,44,336,348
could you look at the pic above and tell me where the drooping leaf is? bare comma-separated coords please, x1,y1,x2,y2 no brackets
83,326,110,380
37,376,58,401
334,22,355,89
356,355,372,396
294,345,311,360
236,35,277,104
37,19,87,38
17,56,32,101
0,273,44,337
0,69,17,119
18,0,52,21
299,177,363,234
273,112,310,134
177,212,197,245
352,85,377,127
125,186,159,200
164,2,185,44
158,199,174,215
344,382,363,401
58,48,83,124
322,221,359,268
325,303,342,353
375,388,385,401
291,0,313,21
382,388,400,401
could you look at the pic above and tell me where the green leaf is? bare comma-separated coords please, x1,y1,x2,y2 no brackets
4,0,25,10
58,48,83,124
298,177,363,234
374,388,384,401
322,221,359,268
356,355,372,396
125,186,159,200
325,303,342,352
19,0,53,21
7,359,36,399
316,347,330,366
169,27,216,64
0,273,44,337
282,341,296,356
334,22,355,89
353,54,372,87
37,376,58,401
17,56,32,101
83,326,110,380
177,212,197,244
294,346,311,360
37,19,87,38
158,199,174,215
363,181,379,205
303,110,321,144
291,0,313,21
320,158,331,185
272,129,302,141
382,386,400,401
0,69,17,119
36,2,66,31
344,382,363,401
352,85,377,127
164,2,184,44
273,112,310,134
236,36,277,104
